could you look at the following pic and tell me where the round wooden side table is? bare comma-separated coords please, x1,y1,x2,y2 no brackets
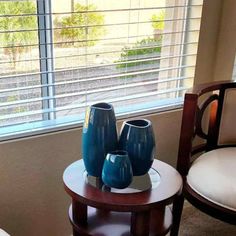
63,159,182,236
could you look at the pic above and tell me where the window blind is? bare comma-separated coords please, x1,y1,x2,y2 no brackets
0,0,203,140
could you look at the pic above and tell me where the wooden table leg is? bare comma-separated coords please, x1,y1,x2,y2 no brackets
131,211,150,236
73,228,79,236
72,199,88,226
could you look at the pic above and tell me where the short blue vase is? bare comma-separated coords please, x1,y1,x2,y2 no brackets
82,103,118,177
119,119,156,176
102,150,133,189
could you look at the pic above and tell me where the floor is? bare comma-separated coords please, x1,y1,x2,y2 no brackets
178,201,236,236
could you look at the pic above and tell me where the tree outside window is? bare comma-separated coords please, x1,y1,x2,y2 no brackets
0,1,37,69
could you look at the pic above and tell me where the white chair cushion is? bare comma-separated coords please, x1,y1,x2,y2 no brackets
218,88,236,145
187,147,236,211
0,229,10,236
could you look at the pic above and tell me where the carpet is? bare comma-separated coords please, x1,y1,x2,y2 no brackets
178,201,236,236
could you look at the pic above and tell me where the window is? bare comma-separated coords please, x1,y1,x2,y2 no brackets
0,0,203,140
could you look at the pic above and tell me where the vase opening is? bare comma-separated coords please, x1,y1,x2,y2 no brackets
110,150,128,156
126,119,150,128
92,103,112,110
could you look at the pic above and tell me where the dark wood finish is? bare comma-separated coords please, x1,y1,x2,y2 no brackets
131,210,150,236
72,199,87,226
176,93,198,176
63,160,182,211
63,159,182,236
69,205,173,236
170,194,184,236
171,81,236,236
184,183,236,225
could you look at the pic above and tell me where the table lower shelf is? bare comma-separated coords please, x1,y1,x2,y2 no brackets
69,205,172,236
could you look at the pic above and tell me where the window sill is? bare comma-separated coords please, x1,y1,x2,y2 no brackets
0,97,183,142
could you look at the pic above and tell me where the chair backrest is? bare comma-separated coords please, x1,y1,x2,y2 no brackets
218,87,236,145
177,81,236,176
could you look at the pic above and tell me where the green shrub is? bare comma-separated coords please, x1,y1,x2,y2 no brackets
116,37,161,68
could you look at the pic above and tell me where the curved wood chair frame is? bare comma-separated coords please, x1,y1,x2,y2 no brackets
170,81,236,236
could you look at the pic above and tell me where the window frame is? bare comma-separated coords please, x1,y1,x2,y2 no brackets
0,0,202,141
37,0,55,120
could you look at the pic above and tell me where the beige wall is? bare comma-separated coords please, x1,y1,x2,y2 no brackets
0,111,182,236
1,0,236,235
213,0,236,81
195,0,236,84
194,0,222,85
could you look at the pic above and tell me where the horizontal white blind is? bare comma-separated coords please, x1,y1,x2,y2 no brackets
0,0,203,140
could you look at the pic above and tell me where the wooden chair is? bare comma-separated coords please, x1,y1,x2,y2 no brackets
170,81,236,236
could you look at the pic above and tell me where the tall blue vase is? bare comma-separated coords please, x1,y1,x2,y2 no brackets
118,119,156,176
82,103,118,177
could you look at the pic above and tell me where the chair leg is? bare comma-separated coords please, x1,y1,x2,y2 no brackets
170,194,184,236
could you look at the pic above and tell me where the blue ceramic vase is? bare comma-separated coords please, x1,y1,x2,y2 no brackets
119,119,156,176
102,150,133,189
82,103,118,177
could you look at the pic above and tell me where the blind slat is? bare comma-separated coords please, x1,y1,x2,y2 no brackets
0,64,195,95
1,72,194,94
0,64,194,108
0,52,196,82
0,4,203,18
1,76,193,107
0,41,198,65
0,29,200,49
0,17,201,34
0,86,190,121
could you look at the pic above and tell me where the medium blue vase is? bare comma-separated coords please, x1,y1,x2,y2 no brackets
119,119,156,176
102,150,133,189
82,103,118,177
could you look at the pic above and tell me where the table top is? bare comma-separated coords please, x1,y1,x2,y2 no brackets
63,159,182,212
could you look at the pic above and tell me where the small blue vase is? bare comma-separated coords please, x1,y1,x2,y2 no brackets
119,119,156,176
82,103,118,177
102,150,133,189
